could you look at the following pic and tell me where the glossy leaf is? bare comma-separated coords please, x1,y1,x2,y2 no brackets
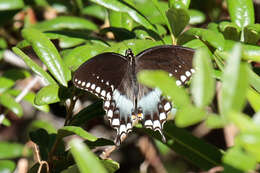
69,138,107,173
0,142,23,159
7,89,49,112
166,7,190,38
188,9,206,25
82,5,107,20
169,0,191,8
69,100,105,126
222,40,260,62
32,16,98,31
108,11,133,31
178,28,225,50
227,0,255,28
64,44,106,71
191,47,215,107
90,0,156,32
0,0,24,10
244,24,260,44
220,44,249,116
22,28,70,86
34,84,60,105
12,47,57,85
0,160,16,173
58,126,98,141
138,70,191,108
219,21,241,41
0,93,22,117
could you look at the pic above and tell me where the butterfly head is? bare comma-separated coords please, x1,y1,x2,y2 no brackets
125,48,135,65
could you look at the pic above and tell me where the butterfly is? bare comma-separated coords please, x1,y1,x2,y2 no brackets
73,45,195,145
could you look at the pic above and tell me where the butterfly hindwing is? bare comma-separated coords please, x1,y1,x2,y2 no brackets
136,45,194,140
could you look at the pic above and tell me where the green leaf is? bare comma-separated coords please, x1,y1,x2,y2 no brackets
227,0,255,28
0,93,23,117
178,28,225,50
166,7,190,38
188,9,206,25
143,122,222,170
249,68,260,92
220,44,249,116
64,44,106,71
82,5,107,20
228,112,259,132
108,11,133,30
0,69,30,93
168,0,190,9
34,84,60,105
22,28,70,87
244,24,260,44
7,89,49,112
12,47,57,85
2,117,11,126
32,16,98,31
61,165,79,173
69,138,108,173
0,0,24,10
100,27,135,41
191,48,215,107
219,21,241,41
0,142,23,159
0,160,16,173
205,114,226,129
69,100,105,126
103,39,163,56
175,106,206,127
101,159,120,173
222,40,260,62
222,146,257,171
137,70,191,108
237,131,260,161
28,120,57,134
58,126,98,142
89,0,156,32
247,87,260,112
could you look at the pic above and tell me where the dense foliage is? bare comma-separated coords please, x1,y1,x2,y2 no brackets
0,0,260,172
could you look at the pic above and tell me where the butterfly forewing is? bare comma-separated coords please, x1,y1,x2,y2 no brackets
136,45,195,85
73,52,128,99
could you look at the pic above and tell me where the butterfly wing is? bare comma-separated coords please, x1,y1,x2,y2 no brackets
136,45,195,140
73,52,134,145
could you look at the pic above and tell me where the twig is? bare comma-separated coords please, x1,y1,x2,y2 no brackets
224,123,238,147
0,75,41,125
137,136,167,173
3,50,27,68
33,143,50,173
100,145,117,159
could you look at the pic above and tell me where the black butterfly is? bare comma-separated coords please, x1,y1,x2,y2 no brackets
73,45,195,145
